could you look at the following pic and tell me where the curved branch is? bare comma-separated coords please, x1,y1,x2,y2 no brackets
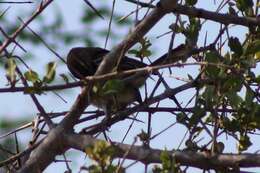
66,133,260,169
172,4,260,27
127,0,260,27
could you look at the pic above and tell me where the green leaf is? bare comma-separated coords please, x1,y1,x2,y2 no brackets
24,81,44,95
222,117,241,132
143,49,152,57
189,107,206,126
228,37,243,56
24,70,39,83
186,0,197,6
205,51,221,77
152,165,163,173
184,17,201,46
245,88,254,106
102,79,124,95
202,86,216,107
5,58,17,87
128,49,139,56
85,140,116,169
159,149,180,172
255,75,260,83
236,0,254,11
160,150,171,171
24,87,42,95
238,134,252,152
226,92,243,109
222,75,243,92
176,113,188,125
245,40,260,55
128,37,152,59
60,73,69,84
43,61,57,84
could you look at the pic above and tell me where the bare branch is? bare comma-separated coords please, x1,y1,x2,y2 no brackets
0,1,32,4
66,134,260,169
0,0,54,54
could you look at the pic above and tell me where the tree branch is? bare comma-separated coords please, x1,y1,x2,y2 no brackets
17,0,177,172
127,0,260,27
84,81,194,134
66,133,260,169
0,0,54,54
172,4,260,27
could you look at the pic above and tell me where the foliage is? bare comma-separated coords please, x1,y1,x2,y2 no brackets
84,141,125,173
152,150,181,173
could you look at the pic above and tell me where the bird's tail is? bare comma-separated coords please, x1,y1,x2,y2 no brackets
150,44,188,67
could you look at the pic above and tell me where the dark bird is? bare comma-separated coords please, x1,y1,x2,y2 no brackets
66,46,186,115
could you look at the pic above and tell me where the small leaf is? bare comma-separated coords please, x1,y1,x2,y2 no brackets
24,70,39,83
205,51,221,77
255,75,260,83
143,49,152,57
201,85,221,109
236,0,254,11
176,113,188,126
189,107,206,126
102,79,124,95
186,0,197,6
160,150,171,170
60,73,69,84
255,52,260,61
245,88,254,106
184,18,201,47
238,134,252,152
245,40,260,55
24,81,43,95
43,61,57,84
226,92,243,109
128,37,152,59
128,49,139,56
24,86,42,95
222,75,243,92
5,58,17,87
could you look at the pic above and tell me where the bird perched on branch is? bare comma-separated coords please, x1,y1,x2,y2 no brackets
67,46,186,116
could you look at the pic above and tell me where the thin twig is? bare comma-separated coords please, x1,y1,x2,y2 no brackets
0,0,55,54
0,1,32,4
18,17,66,63
104,0,116,48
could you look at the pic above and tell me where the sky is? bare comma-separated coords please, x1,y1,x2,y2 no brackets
0,0,259,172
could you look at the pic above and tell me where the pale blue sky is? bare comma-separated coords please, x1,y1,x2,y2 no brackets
0,1,259,172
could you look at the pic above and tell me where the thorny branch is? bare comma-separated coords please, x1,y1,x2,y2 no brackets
66,134,260,169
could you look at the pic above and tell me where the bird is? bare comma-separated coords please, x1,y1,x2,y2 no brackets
66,46,187,116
